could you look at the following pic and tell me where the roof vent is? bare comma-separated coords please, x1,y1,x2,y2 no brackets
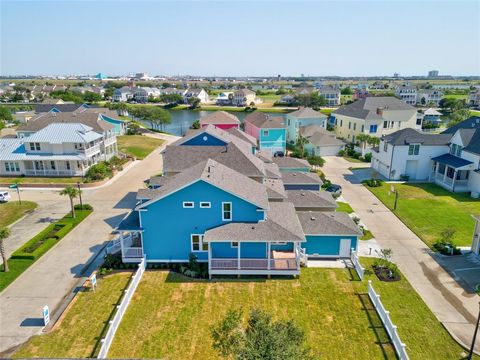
251,226,255,229
310,216,316,221
301,192,305,196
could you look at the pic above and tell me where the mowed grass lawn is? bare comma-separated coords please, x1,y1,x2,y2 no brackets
366,183,480,247
106,262,469,360
13,272,132,358
0,201,37,228
0,177,80,184
117,135,165,160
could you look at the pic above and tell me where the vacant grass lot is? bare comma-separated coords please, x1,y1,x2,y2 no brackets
0,201,37,228
117,135,164,160
106,260,469,360
366,183,479,247
13,272,132,358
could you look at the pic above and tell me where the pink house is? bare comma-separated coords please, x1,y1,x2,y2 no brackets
199,111,240,130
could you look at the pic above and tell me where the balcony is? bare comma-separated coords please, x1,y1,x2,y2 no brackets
79,144,101,157
120,232,144,263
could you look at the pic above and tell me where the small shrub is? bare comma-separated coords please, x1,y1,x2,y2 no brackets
85,162,112,181
363,153,372,162
74,204,93,210
363,178,383,187
103,253,123,269
399,174,410,181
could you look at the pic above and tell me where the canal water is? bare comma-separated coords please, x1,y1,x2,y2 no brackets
144,109,287,136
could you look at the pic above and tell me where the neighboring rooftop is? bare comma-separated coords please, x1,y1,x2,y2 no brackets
34,103,88,113
199,111,240,126
244,112,285,129
272,156,310,169
333,97,416,120
383,128,450,146
288,107,326,119
264,178,287,199
25,123,102,144
296,211,362,236
442,116,480,155
281,171,323,185
286,190,337,209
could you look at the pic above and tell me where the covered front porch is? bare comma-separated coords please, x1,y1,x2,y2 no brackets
430,154,473,193
115,211,144,263
23,159,89,177
207,241,305,277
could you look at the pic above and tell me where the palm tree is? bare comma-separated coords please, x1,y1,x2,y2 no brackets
296,134,309,159
0,227,11,272
60,185,80,218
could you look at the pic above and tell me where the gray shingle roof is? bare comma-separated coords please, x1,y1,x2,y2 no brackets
442,116,480,155
263,162,282,179
307,132,345,147
244,112,285,129
333,97,416,120
288,107,326,119
34,103,87,113
299,124,329,137
147,176,170,188
383,128,451,146
272,157,310,169
137,159,269,210
227,127,258,147
281,172,323,185
204,202,305,242
286,190,337,209
264,178,287,199
171,125,252,151
199,111,240,125
296,211,362,236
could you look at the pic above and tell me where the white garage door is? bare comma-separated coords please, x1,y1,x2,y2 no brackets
318,146,342,156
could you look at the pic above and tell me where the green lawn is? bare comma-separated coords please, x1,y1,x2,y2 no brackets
0,177,81,184
13,272,132,358
336,201,354,214
344,156,366,163
365,183,480,247
443,94,468,100
361,229,374,241
0,207,93,292
471,110,480,117
117,135,165,160
0,201,37,228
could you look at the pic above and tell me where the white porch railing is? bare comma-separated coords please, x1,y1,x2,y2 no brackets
299,248,308,266
106,238,121,254
83,144,101,157
25,169,83,176
351,249,365,280
98,258,146,359
120,233,143,260
368,280,409,360
210,258,298,271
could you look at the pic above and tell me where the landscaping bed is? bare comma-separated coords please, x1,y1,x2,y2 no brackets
365,182,480,247
0,201,37,228
0,205,93,292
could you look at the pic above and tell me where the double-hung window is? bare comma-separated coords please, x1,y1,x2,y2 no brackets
191,234,208,252
222,202,232,221
29,142,40,151
408,144,420,155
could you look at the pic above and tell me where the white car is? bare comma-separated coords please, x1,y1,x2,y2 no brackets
0,191,11,202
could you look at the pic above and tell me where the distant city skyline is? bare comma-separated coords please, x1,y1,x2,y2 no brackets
1,1,479,77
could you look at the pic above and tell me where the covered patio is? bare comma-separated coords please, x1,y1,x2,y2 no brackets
430,154,473,193
116,211,144,263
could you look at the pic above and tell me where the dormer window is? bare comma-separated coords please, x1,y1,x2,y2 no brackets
450,143,462,157
408,144,420,155
29,142,40,151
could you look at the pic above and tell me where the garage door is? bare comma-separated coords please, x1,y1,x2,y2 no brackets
318,146,342,156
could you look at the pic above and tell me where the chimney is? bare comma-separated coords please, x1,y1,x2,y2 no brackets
376,107,384,116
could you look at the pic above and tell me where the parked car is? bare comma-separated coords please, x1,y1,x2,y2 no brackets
0,191,11,202
325,184,342,196
273,151,285,157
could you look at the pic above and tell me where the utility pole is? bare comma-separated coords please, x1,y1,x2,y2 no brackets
468,302,480,360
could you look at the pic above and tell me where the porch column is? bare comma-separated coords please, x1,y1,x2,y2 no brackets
208,241,212,279
237,242,241,271
443,165,448,183
42,160,46,176
452,169,458,191
296,243,300,270
267,242,271,271
120,233,125,259
54,160,58,175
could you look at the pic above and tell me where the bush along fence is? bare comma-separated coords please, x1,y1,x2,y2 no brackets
351,249,365,280
97,257,146,359
0,205,93,292
368,280,409,360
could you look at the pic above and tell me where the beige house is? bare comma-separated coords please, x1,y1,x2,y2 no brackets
332,97,420,144
233,89,257,106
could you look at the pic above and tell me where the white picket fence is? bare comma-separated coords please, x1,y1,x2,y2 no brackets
97,258,146,359
368,280,409,360
351,249,365,280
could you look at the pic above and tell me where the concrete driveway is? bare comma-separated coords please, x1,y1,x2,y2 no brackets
0,133,179,354
322,156,480,354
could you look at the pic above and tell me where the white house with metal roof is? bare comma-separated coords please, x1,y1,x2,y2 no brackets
0,123,116,177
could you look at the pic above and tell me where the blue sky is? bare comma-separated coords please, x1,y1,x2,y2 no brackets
1,1,479,76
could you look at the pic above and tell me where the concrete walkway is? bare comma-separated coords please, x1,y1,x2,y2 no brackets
0,134,179,353
323,156,480,353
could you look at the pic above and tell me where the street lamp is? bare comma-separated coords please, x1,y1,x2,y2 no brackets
77,181,83,210
468,301,480,360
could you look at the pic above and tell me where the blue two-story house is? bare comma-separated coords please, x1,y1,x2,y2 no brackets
244,112,286,155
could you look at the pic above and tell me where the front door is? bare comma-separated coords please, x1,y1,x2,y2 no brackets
339,239,351,257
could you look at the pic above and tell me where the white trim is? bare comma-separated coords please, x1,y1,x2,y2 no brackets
222,201,232,221
191,234,208,252
183,201,194,208
200,201,211,208
148,259,208,263
272,242,287,245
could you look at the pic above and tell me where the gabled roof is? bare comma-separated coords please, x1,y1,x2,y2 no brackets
307,132,345,147
17,111,114,133
264,178,287,199
281,172,323,185
442,117,480,155
299,124,329,138
383,128,450,146
263,162,282,179
199,111,240,126
171,125,253,150
256,150,273,163
0,138,87,161
288,107,326,119
137,159,269,210
204,202,305,242
244,112,285,129
227,127,258,147
272,156,310,169
296,211,362,236
333,97,416,120
34,103,88,113
423,108,443,116
286,190,337,209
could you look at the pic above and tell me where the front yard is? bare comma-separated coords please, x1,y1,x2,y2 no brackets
0,201,37,228
365,183,480,247
117,135,165,160
14,259,472,359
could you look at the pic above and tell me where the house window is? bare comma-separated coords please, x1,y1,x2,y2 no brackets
353,123,356,131
263,130,269,137
222,202,232,221
450,143,462,157
348,122,351,130
51,161,56,170
361,125,364,132
183,201,194,208
66,161,70,170
383,142,388,152
383,121,388,129
29,142,40,151
231,242,238,248
191,234,208,252
416,118,422,126
340,120,343,127
408,144,420,155
4,162,18,172
369,125,377,133
35,142,40,150
200,202,211,208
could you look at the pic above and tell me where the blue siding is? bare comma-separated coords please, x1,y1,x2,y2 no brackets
211,242,238,258
140,180,264,261
259,128,286,154
240,242,267,258
303,235,357,256
182,133,227,146
271,243,294,251
284,184,320,191
101,115,125,135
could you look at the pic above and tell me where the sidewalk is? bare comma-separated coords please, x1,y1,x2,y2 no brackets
323,156,480,354
0,136,178,353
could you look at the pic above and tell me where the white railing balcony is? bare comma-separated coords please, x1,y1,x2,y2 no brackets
82,144,101,157
24,169,82,177
104,136,117,147
123,247,143,258
210,258,298,271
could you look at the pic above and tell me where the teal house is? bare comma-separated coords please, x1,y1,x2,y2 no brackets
286,107,328,144
100,114,127,135
244,112,286,155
